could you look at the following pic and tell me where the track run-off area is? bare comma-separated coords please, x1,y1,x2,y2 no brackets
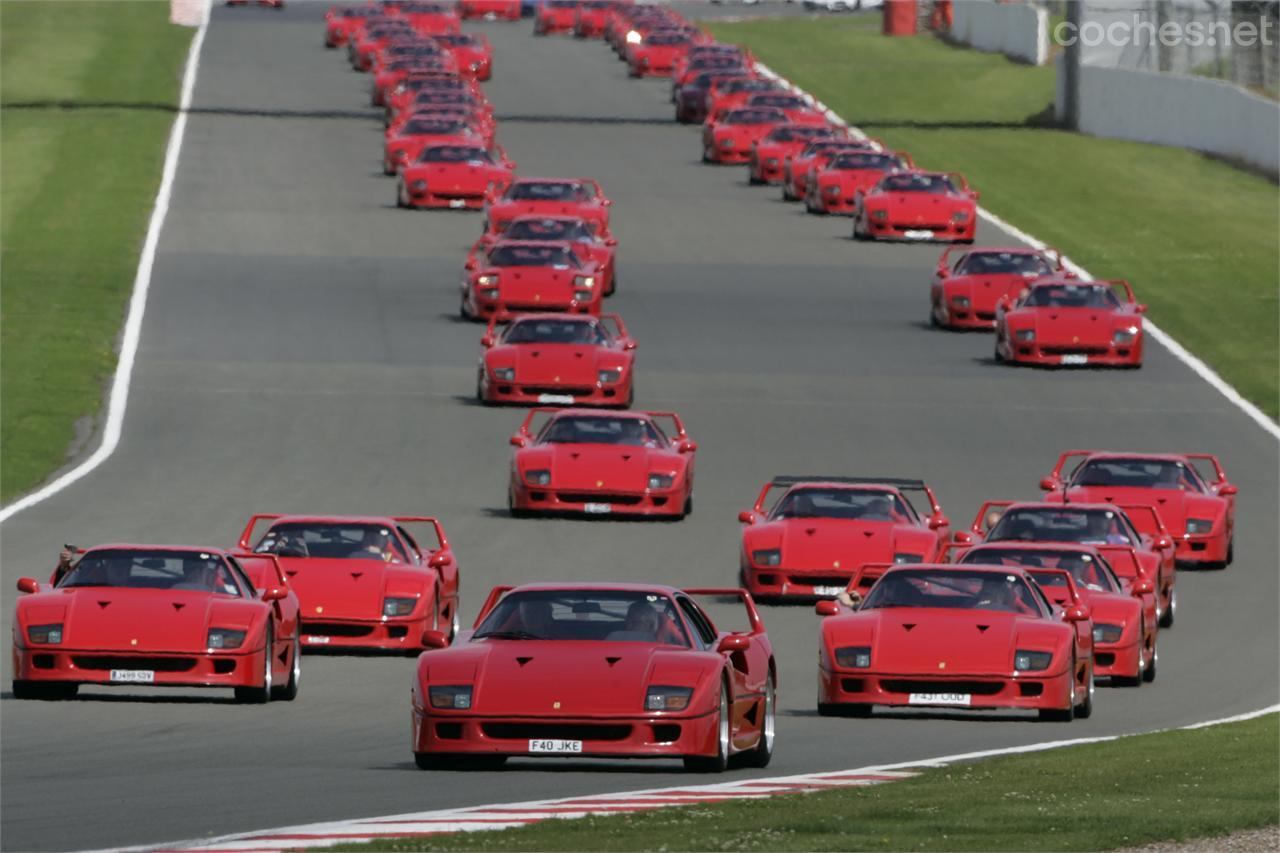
1,4,1277,851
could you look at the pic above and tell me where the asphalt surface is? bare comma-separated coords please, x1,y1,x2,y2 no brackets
1,5,1277,851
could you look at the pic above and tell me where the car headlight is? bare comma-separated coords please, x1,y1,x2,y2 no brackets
720,138,735,148
752,549,781,567
625,30,641,44
383,597,417,617
871,209,887,220
524,469,551,486
1014,650,1053,671
429,684,473,709
893,553,924,564
492,367,515,381
480,288,500,300
826,185,841,196
951,296,971,308
1092,624,1123,644
598,368,623,384
27,624,63,645
1015,329,1036,342
834,646,871,668
1113,327,1138,344
207,628,246,650
1185,518,1214,535
951,210,970,223
766,157,779,166
411,179,427,191
476,274,499,286
645,685,692,711
648,473,675,489
574,275,596,289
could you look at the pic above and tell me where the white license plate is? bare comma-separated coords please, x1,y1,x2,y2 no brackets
529,739,583,753
537,393,575,405
1060,354,1089,365
110,669,155,683
304,635,331,645
908,692,971,706
903,229,934,240
813,585,845,596
449,199,468,209
583,503,612,514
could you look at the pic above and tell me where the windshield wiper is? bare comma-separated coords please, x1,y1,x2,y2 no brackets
474,630,546,641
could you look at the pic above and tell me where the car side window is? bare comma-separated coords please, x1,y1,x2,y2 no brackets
676,597,717,648
1027,581,1053,617
1119,514,1143,544
397,526,424,564
223,557,255,598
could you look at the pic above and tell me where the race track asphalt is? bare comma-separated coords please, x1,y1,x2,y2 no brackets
1,5,1276,851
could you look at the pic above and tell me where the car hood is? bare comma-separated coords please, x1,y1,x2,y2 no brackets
490,343,607,384
483,266,579,299
403,162,507,191
828,608,1050,675
752,518,908,568
1021,307,1126,346
31,588,262,653
871,192,969,216
274,557,428,620
944,273,1035,308
524,443,674,491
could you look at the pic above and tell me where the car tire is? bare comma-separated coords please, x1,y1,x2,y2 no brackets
605,268,616,297
1074,664,1094,719
1158,586,1176,629
272,636,301,701
1142,640,1158,683
1038,656,1076,722
235,627,274,704
683,681,730,772
508,486,528,519
12,681,78,700
1226,538,1234,566
1113,620,1145,687
740,676,775,768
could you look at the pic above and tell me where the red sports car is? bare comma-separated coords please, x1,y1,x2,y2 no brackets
815,563,1093,720
349,20,418,72
461,240,606,321
956,543,1158,686
383,116,482,174
508,408,697,518
749,125,842,185
674,68,752,124
485,178,612,235
671,44,750,91
573,0,614,38
411,583,774,771
390,2,461,36
435,33,494,81
738,476,951,600
12,545,301,702
325,6,377,48
702,106,788,164
627,30,694,77
535,0,578,34
468,215,617,295
958,501,1178,628
460,0,522,20
805,149,912,215
853,170,979,243
397,143,515,210
1040,451,1237,566
385,77,487,127
704,77,782,118
783,139,875,201
929,246,1062,330
742,92,828,126
478,313,636,407
239,515,461,651
994,278,1146,368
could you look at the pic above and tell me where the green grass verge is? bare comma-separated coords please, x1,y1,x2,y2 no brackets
0,1,193,501
335,713,1279,852
704,16,1280,420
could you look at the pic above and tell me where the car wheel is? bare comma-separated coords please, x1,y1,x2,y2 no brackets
235,627,273,704
683,681,730,772
993,340,1005,363
741,676,775,768
678,491,693,519
1113,620,1144,687
1142,639,1158,683
605,269,616,297
12,681,78,700
1158,586,1176,628
1038,655,1076,721
508,485,528,519
782,184,795,201
272,636,301,701
1226,537,1234,566
1074,663,1094,719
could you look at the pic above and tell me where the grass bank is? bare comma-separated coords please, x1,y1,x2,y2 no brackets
338,713,1279,851
704,16,1279,420
0,1,194,501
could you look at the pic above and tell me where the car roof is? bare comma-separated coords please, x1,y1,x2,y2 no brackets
783,482,902,494
506,582,683,595
546,408,652,420
884,562,1031,578
1004,501,1124,513
965,542,1104,555
264,515,402,526
1074,451,1188,462
85,543,234,556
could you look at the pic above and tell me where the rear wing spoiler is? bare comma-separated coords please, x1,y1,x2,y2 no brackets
1024,567,1084,608
1044,450,1095,489
683,587,765,635
474,585,515,628
237,514,284,550
1185,452,1229,484
846,562,893,597
756,476,940,516
966,500,1015,536
392,516,450,551
236,515,449,553
1117,504,1170,537
230,552,287,593
516,408,687,440
1096,545,1150,582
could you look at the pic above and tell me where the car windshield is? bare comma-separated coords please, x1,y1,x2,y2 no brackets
988,508,1135,547
539,415,667,447
957,251,1054,276
404,78,466,91
766,126,830,143
487,244,582,268
507,182,587,201
647,33,689,45
473,590,690,646
801,141,860,158
418,145,492,164
721,80,777,94
503,218,593,241
771,488,911,522
254,522,410,562
1023,284,1121,309
504,318,605,344
829,153,903,171
1071,459,1202,491
878,173,957,194
60,549,243,595
725,108,785,125
402,119,470,136
748,94,808,109
862,569,1042,615
960,547,1118,593
435,35,479,46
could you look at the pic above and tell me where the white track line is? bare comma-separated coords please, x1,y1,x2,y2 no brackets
0,2,212,524
752,62,1280,441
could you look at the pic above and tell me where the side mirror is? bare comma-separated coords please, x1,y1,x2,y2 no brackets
1064,605,1090,623
996,296,1012,311
969,190,980,200
737,510,756,525
507,161,518,170
428,552,450,569
1063,271,1079,280
509,435,528,448
1131,578,1154,595
602,199,613,207
814,600,841,617
1154,535,1173,551
263,586,288,602
928,515,950,530
1039,477,1058,491
934,267,946,278
605,237,618,247
464,258,478,271
623,340,637,351
678,439,698,454
480,334,495,348
716,634,750,653
1218,484,1238,496
1135,304,1147,313
16,577,39,594
953,531,974,544
421,630,449,649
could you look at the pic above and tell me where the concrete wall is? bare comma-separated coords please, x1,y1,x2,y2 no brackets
1068,63,1280,176
951,0,1048,66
